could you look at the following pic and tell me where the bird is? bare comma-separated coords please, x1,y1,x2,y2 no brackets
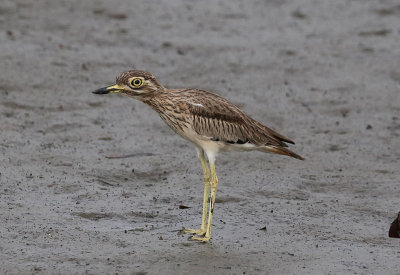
92,70,303,242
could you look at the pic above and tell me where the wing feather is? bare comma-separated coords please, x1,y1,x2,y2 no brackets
183,89,292,147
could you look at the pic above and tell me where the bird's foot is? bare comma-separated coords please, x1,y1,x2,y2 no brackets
190,235,210,242
183,228,206,236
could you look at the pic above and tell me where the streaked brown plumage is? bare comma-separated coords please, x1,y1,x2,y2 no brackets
93,70,303,242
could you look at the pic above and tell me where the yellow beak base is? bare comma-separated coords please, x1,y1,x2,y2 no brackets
92,84,123,94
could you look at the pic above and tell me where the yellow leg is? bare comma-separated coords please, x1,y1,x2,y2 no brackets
192,161,218,242
183,149,210,235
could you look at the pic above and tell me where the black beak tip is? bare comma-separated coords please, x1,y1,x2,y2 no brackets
92,87,110,94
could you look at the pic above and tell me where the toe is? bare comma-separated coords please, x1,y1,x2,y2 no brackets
183,228,206,235
190,236,210,242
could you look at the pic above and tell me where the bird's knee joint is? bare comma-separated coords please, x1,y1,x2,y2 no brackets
211,179,218,188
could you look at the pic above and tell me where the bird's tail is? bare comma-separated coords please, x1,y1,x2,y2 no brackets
258,146,304,160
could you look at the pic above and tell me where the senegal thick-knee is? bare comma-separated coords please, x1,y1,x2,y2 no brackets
93,70,303,242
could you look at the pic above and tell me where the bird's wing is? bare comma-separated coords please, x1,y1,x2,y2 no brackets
183,89,293,147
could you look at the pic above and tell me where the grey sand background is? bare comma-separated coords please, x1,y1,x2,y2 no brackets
1,0,399,273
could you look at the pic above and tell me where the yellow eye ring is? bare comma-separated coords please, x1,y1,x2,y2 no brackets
131,78,143,88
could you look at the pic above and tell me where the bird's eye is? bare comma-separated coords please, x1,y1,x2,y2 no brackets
131,78,143,88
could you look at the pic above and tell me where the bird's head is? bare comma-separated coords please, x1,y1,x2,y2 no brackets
92,70,163,99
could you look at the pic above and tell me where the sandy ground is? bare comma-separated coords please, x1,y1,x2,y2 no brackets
1,0,400,274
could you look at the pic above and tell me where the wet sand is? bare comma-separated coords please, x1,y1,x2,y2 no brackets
1,0,399,273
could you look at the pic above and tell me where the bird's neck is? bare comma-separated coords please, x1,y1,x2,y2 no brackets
145,88,171,111
139,87,167,107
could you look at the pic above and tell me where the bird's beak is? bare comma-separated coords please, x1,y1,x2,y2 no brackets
92,84,124,94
